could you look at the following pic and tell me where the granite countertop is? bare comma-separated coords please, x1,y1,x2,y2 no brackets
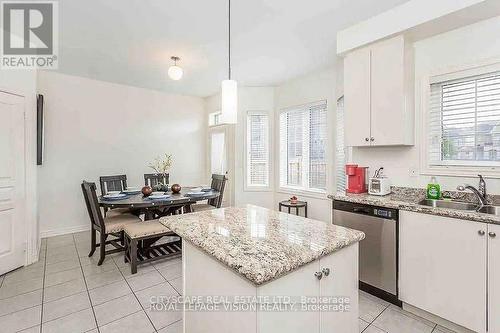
329,188,500,225
159,205,365,285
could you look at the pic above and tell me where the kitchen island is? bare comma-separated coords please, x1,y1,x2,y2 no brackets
160,205,365,333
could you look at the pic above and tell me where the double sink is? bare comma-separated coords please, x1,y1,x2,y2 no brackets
418,199,500,216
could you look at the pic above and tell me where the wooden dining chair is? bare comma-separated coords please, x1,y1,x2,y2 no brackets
99,174,127,195
81,181,141,265
144,173,169,187
190,174,227,212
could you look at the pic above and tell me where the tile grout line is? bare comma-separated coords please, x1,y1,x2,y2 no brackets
115,258,159,332
39,239,48,333
72,235,101,333
150,259,183,331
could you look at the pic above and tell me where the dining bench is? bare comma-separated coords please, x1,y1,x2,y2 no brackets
123,220,181,274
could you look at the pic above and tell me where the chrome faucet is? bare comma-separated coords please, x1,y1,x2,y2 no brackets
457,175,488,209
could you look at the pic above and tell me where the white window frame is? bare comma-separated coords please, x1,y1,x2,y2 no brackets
278,100,328,196
244,111,271,190
208,111,222,127
420,59,500,178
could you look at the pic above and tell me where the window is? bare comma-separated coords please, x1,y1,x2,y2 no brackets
209,111,222,126
335,96,346,192
246,112,269,187
428,70,500,168
279,101,327,192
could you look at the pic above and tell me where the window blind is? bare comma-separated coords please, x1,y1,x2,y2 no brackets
247,112,269,187
429,71,500,165
336,96,346,192
279,101,327,191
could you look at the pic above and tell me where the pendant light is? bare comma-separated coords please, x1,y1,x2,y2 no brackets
168,56,183,80
220,0,237,124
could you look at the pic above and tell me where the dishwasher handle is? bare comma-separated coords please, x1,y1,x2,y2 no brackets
352,206,371,215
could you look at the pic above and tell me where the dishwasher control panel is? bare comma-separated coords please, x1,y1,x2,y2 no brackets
373,208,393,219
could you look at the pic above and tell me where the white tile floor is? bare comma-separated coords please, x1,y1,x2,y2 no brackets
0,232,456,333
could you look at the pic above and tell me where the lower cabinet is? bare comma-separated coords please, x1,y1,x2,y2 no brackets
489,224,500,333
399,211,487,333
257,243,359,333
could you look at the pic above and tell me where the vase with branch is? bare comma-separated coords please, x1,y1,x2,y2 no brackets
148,153,172,191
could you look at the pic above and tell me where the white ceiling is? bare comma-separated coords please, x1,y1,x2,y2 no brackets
57,0,410,97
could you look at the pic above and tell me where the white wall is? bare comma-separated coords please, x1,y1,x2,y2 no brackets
273,66,337,222
37,72,206,236
351,16,500,193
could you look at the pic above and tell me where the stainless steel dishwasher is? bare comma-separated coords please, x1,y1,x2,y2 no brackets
333,200,401,306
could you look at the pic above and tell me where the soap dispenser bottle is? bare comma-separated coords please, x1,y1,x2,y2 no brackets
427,177,441,200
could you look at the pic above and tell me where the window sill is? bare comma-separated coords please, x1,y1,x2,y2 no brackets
421,165,500,179
244,186,273,192
277,187,329,200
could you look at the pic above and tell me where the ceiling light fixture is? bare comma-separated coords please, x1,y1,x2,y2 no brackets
220,0,237,124
168,56,183,80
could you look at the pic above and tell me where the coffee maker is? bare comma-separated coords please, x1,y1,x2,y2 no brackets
345,164,368,194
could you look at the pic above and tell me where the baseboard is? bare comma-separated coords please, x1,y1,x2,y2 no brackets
40,224,90,238
402,303,476,333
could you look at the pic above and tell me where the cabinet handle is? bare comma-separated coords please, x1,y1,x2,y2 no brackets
314,271,323,280
365,137,369,142
322,268,330,277
478,230,486,236
489,232,497,238
370,137,375,142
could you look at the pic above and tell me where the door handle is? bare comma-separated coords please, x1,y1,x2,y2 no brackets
314,271,323,280
478,230,486,236
489,232,497,238
322,268,330,277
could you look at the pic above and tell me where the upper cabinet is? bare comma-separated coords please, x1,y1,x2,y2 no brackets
344,35,414,147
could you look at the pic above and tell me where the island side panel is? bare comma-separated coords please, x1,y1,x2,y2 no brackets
183,240,257,333
319,243,359,333
256,260,320,333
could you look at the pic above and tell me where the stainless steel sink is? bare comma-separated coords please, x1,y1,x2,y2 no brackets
477,205,500,216
418,199,478,211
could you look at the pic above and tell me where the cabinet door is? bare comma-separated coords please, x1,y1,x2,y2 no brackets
344,46,371,147
399,211,487,333
319,243,359,333
489,224,500,333
370,36,406,146
258,260,320,333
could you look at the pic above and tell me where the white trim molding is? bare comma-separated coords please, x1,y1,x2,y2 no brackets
40,224,90,239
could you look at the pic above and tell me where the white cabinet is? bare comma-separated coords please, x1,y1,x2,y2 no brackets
319,244,359,333
399,211,487,333
488,224,500,333
259,243,359,333
184,239,359,333
344,35,414,147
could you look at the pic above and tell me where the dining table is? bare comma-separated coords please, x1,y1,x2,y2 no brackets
98,187,220,220
98,187,220,250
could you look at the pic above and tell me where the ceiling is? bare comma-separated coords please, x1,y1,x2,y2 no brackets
57,0,410,97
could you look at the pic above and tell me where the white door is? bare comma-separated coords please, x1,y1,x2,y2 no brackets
370,36,405,146
0,91,26,275
208,125,233,207
399,211,487,333
344,46,371,147
489,224,500,333
319,244,359,333
258,260,320,333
